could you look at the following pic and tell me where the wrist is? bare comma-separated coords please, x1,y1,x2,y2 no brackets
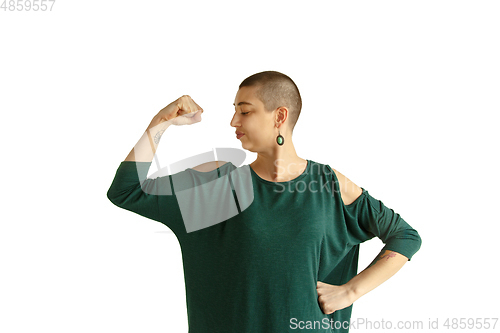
147,114,171,132
344,280,361,303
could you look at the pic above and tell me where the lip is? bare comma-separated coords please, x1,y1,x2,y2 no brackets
235,131,245,139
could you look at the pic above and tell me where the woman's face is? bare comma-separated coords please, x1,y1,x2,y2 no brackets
231,85,279,153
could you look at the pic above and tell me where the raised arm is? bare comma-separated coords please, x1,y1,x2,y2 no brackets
106,95,204,232
124,95,204,162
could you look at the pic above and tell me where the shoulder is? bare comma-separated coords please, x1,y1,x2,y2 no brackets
190,161,228,172
329,166,363,206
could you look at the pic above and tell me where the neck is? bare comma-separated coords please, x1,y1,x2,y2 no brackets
250,137,307,182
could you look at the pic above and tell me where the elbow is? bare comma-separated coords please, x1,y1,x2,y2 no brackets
406,229,422,260
409,228,422,251
107,187,123,207
385,229,422,261
415,231,422,253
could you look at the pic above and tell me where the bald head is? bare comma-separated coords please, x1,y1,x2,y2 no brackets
238,71,302,132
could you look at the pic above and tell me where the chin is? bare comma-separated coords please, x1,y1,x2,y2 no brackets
240,141,255,152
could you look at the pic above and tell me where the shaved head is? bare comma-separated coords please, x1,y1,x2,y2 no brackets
238,71,302,132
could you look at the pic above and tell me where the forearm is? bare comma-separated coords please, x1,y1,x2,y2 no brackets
124,114,171,162
345,249,408,302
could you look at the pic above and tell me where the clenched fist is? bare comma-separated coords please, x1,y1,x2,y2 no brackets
317,281,356,315
157,95,204,126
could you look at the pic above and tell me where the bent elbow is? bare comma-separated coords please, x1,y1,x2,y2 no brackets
107,186,124,207
404,229,422,260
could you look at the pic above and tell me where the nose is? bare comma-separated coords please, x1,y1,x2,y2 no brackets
230,112,239,128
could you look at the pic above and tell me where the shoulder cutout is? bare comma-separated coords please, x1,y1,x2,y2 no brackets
191,161,228,172
331,167,363,206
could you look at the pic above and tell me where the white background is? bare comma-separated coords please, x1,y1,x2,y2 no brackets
1,1,499,332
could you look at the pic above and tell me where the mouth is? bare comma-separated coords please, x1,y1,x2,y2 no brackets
236,132,245,139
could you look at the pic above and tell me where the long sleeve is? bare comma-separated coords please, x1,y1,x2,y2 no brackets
106,161,185,236
319,167,422,333
343,187,422,261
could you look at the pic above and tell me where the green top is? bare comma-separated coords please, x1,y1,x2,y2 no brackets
107,159,422,333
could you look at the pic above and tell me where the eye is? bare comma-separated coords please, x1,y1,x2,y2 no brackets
241,112,249,115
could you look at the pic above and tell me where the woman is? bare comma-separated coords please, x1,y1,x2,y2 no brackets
107,71,422,332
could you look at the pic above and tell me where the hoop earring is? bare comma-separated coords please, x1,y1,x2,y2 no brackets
276,128,284,146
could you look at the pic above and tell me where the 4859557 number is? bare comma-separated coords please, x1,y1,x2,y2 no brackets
1,0,56,11
443,318,498,330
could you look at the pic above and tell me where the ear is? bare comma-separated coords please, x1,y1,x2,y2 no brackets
275,106,288,124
